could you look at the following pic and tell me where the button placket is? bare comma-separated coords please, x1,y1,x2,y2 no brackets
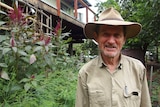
111,77,118,107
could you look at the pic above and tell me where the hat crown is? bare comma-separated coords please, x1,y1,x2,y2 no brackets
99,7,124,21
84,7,142,39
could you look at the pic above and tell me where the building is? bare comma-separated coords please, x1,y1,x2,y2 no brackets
0,0,96,55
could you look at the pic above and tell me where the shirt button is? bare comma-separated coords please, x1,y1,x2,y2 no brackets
112,100,117,106
112,89,116,94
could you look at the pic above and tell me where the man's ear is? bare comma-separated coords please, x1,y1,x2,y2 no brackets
93,32,98,42
123,37,126,45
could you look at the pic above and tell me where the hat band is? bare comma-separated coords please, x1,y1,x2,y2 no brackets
100,18,124,21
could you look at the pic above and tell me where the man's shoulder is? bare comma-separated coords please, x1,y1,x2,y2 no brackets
122,54,144,67
83,56,99,67
79,56,99,73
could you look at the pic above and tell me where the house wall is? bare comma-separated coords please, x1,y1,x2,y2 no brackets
41,0,74,16
61,0,74,17
41,0,56,8
40,0,82,21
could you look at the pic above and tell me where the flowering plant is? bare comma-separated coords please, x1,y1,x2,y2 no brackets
0,3,82,106
0,4,71,90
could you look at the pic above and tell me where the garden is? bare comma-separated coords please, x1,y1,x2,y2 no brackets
0,4,84,107
1,0,160,107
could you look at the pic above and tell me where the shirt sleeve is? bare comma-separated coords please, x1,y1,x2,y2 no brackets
75,72,89,107
140,68,152,107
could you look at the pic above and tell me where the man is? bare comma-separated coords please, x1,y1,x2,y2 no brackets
75,7,151,107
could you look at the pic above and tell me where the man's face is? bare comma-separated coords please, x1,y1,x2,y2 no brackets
94,25,126,58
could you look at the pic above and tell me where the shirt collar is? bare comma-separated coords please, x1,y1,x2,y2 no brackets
98,54,123,70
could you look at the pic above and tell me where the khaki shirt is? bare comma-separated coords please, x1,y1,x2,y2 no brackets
75,54,151,107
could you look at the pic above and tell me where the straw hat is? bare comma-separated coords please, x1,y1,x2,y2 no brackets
84,7,142,39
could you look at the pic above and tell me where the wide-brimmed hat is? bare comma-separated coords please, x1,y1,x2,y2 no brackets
84,7,142,39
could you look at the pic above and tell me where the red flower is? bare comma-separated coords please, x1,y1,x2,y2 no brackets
30,75,35,80
44,36,51,45
31,75,35,79
53,19,61,36
8,4,24,23
39,36,44,41
39,35,51,46
10,36,16,47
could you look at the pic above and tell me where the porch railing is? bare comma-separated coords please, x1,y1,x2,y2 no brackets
0,0,97,33
56,0,97,23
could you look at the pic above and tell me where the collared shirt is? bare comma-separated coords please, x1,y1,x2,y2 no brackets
75,54,151,107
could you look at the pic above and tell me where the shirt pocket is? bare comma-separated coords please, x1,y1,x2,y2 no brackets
123,89,141,107
89,90,106,106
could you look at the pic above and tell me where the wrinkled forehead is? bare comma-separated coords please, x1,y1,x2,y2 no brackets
95,24,125,34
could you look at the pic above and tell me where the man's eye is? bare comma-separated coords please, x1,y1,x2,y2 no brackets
114,34,121,38
103,33,109,37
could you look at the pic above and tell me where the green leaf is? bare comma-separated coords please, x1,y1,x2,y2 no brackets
2,48,11,55
34,46,43,52
2,42,10,46
0,21,6,26
44,54,52,66
24,83,32,92
1,71,10,80
0,10,7,15
0,63,8,67
18,50,28,56
30,54,36,64
35,41,44,45
31,81,37,87
21,57,29,63
45,46,49,52
25,45,32,52
12,47,17,53
10,85,22,91
19,78,30,83
0,35,8,42
64,37,72,44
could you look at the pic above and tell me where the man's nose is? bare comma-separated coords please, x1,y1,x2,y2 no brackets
107,36,115,43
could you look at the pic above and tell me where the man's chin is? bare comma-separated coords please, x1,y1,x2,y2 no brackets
103,52,118,58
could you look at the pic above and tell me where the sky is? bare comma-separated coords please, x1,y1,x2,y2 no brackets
78,0,107,23
87,0,106,7
87,0,106,11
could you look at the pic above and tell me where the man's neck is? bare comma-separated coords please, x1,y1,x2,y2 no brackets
102,54,120,72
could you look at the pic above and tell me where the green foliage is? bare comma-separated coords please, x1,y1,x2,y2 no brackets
120,0,160,50
0,3,82,107
96,0,120,15
0,66,78,107
151,71,160,106
81,39,98,56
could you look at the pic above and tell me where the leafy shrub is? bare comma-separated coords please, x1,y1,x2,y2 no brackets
151,70,160,106
0,3,82,107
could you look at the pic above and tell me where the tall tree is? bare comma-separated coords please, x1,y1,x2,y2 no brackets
121,0,160,62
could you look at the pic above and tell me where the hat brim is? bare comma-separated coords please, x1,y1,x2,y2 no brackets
84,20,142,39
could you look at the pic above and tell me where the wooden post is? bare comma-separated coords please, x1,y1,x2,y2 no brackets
94,15,96,21
56,0,61,16
149,66,153,93
74,0,78,19
41,10,43,30
50,15,52,33
0,2,13,10
46,16,49,33
68,43,73,56
86,8,88,23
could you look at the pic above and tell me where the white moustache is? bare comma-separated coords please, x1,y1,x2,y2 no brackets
105,44,117,48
